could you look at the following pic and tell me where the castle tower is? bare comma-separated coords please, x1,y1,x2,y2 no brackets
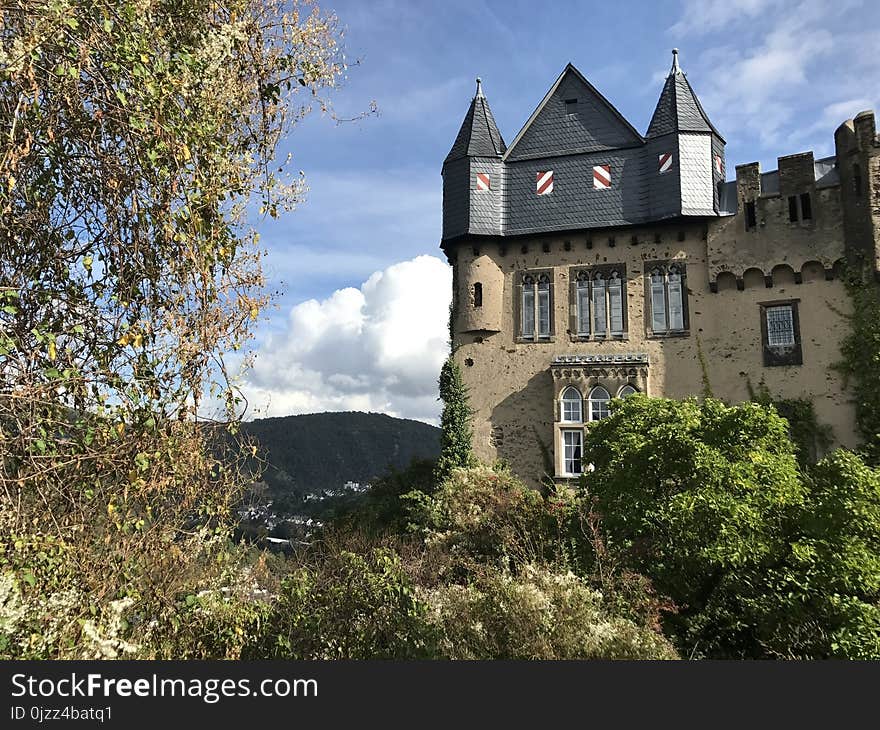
645,49,725,217
442,78,506,241
835,110,880,272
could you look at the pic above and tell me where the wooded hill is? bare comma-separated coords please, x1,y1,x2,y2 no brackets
239,411,440,497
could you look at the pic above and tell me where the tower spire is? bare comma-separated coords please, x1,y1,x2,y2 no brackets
671,48,680,75
475,77,484,98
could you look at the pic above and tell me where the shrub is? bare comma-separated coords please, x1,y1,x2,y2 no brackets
583,396,805,656
254,545,437,659
421,563,677,660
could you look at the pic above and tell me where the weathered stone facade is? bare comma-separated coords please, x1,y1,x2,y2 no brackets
441,57,880,487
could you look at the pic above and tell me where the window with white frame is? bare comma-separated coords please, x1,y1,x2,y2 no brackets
648,263,687,335
588,386,611,421
618,384,637,397
760,300,802,366
520,272,552,341
562,429,583,475
560,386,583,423
574,267,626,338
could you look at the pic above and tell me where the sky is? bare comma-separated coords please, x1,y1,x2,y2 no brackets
238,0,880,424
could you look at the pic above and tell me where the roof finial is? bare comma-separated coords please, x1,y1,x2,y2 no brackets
671,48,680,74
475,77,484,98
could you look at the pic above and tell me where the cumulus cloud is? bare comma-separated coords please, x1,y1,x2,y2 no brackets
241,255,452,423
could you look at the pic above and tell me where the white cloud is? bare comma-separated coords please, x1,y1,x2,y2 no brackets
670,0,783,36
668,0,879,154
241,255,452,423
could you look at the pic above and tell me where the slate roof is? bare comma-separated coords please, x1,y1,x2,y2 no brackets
504,63,643,161
646,50,724,141
444,81,506,165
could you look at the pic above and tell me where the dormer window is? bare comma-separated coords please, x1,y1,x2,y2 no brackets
564,98,577,117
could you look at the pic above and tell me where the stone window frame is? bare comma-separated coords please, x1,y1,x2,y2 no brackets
568,264,628,342
759,299,803,367
514,268,555,344
644,260,690,339
552,378,641,479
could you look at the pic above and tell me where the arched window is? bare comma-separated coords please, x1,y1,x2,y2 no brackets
592,272,607,335
649,263,687,334
609,270,624,334
560,386,583,423
650,268,667,332
618,384,637,398
589,386,611,421
668,265,684,330
520,272,552,340
576,271,590,336
537,274,551,338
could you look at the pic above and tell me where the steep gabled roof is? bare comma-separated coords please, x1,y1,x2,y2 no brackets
504,63,643,161
444,79,506,165
646,49,724,141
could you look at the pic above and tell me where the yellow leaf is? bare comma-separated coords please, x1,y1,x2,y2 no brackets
7,176,15,192
249,306,259,321
182,144,191,162
115,422,125,437
47,340,56,361
117,333,130,346
133,333,143,348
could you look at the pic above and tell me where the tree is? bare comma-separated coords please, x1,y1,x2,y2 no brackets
0,0,348,658
435,357,474,483
582,395,880,658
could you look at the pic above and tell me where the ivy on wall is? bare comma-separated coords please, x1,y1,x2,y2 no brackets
746,379,832,468
833,259,880,466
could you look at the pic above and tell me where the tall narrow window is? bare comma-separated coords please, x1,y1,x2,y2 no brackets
609,270,624,334
573,267,627,339
473,282,483,308
668,266,684,331
799,193,812,220
560,386,583,423
592,273,607,336
520,272,552,341
650,268,667,332
562,430,583,475
788,196,798,222
745,200,757,230
854,163,863,198
537,274,551,338
521,275,535,339
589,386,611,421
576,272,590,336
648,264,688,335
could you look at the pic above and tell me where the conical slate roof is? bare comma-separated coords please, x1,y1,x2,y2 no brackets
646,50,724,141
444,79,506,165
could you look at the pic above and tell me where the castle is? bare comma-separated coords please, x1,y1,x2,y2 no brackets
441,50,880,485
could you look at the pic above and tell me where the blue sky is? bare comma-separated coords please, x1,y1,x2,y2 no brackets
239,0,880,423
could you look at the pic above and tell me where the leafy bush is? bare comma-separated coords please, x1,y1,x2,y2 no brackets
254,544,437,659
421,563,677,660
414,463,553,567
583,395,880,658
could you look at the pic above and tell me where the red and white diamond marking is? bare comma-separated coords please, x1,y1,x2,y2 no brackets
536,170,554,195
714,154,723,175
475,173,491,191
658,153,673,173
593,165,611,189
